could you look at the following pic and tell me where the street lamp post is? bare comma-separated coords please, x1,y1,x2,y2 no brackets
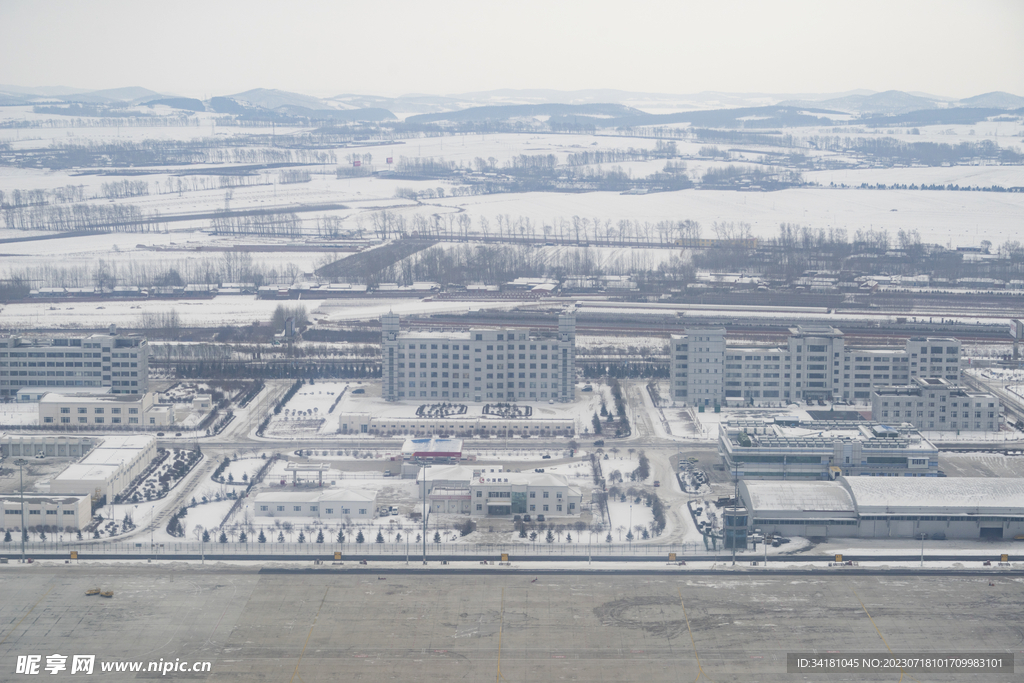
16,459,27,562
421,464,430,564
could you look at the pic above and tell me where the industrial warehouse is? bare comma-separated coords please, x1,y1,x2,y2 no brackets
737,476,1024,543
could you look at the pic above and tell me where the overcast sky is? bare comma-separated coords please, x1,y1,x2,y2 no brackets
1,0,1022,99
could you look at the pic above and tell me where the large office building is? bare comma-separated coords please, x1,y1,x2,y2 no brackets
739,476,1024,541
381,310,576,403
671,325,961,406
872,377,1002,432
0,330,149,399
718,417,939,479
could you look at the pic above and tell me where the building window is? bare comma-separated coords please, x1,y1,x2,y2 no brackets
294,506,302,511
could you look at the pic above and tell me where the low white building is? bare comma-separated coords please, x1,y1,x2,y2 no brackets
340,413,575,438
49,434,158,502
39,392,174,428
740,476,1024,541
469,471,583,518
253,489,377,520
1,492,92,531
1,434,99,459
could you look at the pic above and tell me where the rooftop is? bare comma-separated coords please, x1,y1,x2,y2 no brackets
253,489,377,504
841,477,1024,514
742,481,856,514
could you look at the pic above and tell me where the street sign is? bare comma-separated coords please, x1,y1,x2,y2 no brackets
501,553,508,562
835,554,843,562
669,553,676,561
70,551,78,560
334,552,342,561
1001,554,1009,562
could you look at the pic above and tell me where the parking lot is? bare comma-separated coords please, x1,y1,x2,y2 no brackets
1,563,1021,682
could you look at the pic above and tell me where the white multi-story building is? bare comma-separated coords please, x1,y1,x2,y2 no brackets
872,377,1002,431
0,330,149,399
669,327,726,407
38,391,173,427
671,325,962,405
718,417,939,479
381,310,576,403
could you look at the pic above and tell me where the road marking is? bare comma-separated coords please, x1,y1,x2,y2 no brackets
678,588,715,683
290,586,330,683
0,583,54,646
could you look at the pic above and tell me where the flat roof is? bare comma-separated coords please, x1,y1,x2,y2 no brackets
0,493,89,504
39,393,139,404
742,481,856,514
402,438,464,454
841,476,1024,514
253,489,377,504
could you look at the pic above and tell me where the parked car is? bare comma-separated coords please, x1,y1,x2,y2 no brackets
383,469,391,477
523,514,531,522
537,514,545,522
541,455,551,459
653,480,661,487
593,439,605,447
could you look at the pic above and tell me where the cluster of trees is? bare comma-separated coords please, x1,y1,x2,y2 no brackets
0,185,87,207
1,201,162,232
210,211,303,236
278,169,311,184
101,179,150,198
808,136,1022,166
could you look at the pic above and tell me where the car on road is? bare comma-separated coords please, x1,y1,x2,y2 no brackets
653,480,661,487
593,439,605,447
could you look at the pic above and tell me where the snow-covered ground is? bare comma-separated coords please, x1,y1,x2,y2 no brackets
263,382,348,437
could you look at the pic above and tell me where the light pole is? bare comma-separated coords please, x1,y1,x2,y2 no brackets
919,532,926,567
421,464,430,564
15,459,27,562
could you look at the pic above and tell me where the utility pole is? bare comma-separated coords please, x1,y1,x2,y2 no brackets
16,459,27,563
422,464,429,564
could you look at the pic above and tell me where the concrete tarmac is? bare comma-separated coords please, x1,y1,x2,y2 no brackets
1,563,1021,682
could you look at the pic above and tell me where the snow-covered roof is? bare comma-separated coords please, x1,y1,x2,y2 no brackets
402,438,464,455
841,476,1024,514
472,471,570,488
416,465,476,482
253,489,377,504
742,481,856,514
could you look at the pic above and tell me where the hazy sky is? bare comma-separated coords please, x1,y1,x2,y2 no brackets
1,0,1022,99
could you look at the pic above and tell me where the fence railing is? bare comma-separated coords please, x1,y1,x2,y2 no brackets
1,540,723,558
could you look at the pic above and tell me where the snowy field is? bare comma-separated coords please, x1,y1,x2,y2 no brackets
263,382,348,437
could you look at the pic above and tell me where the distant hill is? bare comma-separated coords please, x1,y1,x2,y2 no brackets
144,97,206,112
405,102,641,124
958,91,1024,109
780,90,941,115
859,107,1024,127
226,88,328,110
274,105,396,121
66,86,165,104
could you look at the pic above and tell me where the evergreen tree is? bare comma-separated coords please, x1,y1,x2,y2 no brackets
316,529,324,543
519,526,527,538
277,531,285,543
415,533,421,543
218,531,227,543
433,531,441,544
39,530,46,542
626,530,634,542
545,530,555,543
336,529,345,543
258,529,267,543
4,530,12,542
356,530,365,543
591,412,602,434
566,532,572,543
76,529,83,541
606,533,613,543
93,529,100,539
529,531,537,541
202,530,211,543
376,530,385,543
239,531,247,543
297,532,306,543
395,532,402,542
